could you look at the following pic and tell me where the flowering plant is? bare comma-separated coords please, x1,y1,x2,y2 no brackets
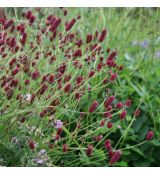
0,8,154,167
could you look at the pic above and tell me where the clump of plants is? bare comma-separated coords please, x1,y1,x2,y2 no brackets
0,8,154,167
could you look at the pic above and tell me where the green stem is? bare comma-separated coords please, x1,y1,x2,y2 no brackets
120,140,147,151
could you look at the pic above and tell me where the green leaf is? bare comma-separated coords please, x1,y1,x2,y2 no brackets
151,140,160,146
114,161,128,167
131,147,146,158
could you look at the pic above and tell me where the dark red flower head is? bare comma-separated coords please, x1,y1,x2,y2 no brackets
107,51,117,61
86,144,93,156
64,83,72,93
20,32,27,46
109,150,122,165
28,140,35,150
99,29,107,42
26,11,32,19
55,135,60,141
116,102,123,109
64,10,68,16
104,139,112,151
50,18,61,32
62,144,68,152
86,34,92,44
89,101,99,113
125,99,131,107
73,49,82,58
120,110,127,120
11,67,20,76
57,128,63,135
88,70,95,78
100,120,105,127
65,18,76,31
110,73,117,81
25,79,30,85
31,70,40,80
146,131,154,141
104,96,115,108
134,109,141,117
48,75,55,84
107,122,113,129
20,117,26,123
38,84,48,95
4,19,13,30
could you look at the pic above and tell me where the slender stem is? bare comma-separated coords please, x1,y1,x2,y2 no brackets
120,140,147,151
114,100,143,150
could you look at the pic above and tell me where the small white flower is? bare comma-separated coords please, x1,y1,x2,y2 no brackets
55,120,63,129
21,94,32,102
39,149,46,155
24,94,32,101
155,51,160,58
36,159,44,165
117,125,121,129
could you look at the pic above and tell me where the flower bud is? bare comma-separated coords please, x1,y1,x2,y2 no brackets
146,131,154,141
